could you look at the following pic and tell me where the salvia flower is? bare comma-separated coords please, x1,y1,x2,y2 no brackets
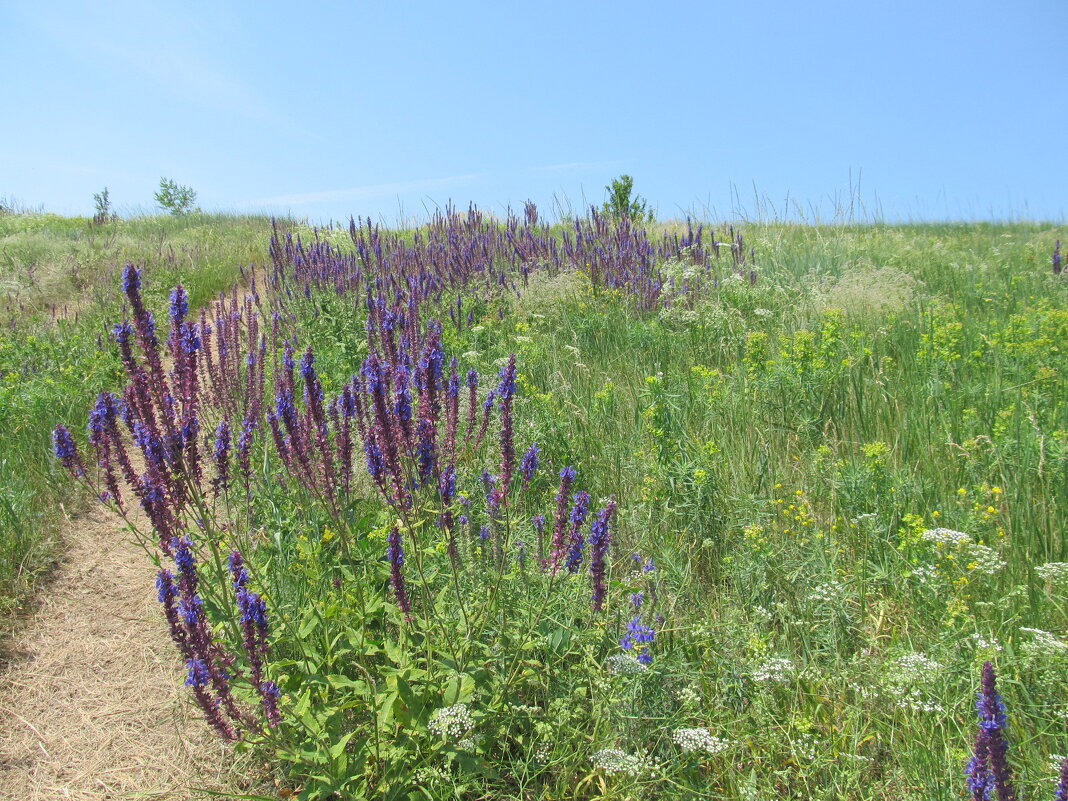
386,526,411,618
52,425,86,478
564,490,591,573
169,285,188,322
967,661,1017,801
589,500,617,611
519,442,540,487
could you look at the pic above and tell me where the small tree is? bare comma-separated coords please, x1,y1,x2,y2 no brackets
602,174,654,223
155,177,198,215
92,187,115,225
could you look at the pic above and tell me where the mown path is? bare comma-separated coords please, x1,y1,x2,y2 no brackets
0,491,243,798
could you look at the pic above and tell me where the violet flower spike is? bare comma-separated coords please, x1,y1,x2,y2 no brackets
52,425,86,478
519,442,539,488
589,499,617,612
386,526,411,619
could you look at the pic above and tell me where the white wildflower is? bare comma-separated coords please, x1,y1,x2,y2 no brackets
911,564,939,585
891,652,941,682
808,580,846,603
754,308,774,317
592,748,653,776
894,687,945,713
921,527,971,546
673,728,730,755
1036,563,1068,585
1020,628,1068,656
971,634,1003,652
967,543,1006,575
753,657,795,683
792,732,820,761
674,686,701,707
605,653,647,675
428,704,474,741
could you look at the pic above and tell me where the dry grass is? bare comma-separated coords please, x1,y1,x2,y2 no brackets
813,263,920,318
0,503,261,800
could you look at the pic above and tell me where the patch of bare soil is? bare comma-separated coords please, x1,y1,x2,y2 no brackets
0,504,246,800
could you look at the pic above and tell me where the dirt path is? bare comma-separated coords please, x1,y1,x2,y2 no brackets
0,503,245,800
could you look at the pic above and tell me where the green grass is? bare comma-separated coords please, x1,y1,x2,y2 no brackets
233,218,1065,798
8,212,1068,798
0,211,279,628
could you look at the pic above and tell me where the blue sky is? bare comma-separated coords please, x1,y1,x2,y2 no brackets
3,0,1065,224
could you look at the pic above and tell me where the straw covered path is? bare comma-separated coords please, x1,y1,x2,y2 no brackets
0,502,246,800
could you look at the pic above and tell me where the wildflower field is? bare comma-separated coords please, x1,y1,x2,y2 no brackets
5,204,1068,799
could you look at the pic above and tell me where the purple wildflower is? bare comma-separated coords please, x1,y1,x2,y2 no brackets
968,661,1016,801
548,466,577,572
520,442,540,488
589,500,616,611
1054,241,1062,276
386,526,411,619
169,285,188,322
212,419,231,494
564,490,591,573
52,425,86,478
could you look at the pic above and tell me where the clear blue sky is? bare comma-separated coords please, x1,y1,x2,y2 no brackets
3,0,1065,224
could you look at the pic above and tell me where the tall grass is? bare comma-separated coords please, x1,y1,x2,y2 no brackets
0,212,279,627
31,209,1068,798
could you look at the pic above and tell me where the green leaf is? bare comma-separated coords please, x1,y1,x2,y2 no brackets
329,731,357,760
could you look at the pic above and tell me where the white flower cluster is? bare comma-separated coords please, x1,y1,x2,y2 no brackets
753,657,795,683
754,308,774,317
1020,628,1068,656
891,652,942,682
920,528,1005,575
1036,562,1068,585
792,732,820,762
605,653,648,675
911,564,939,585
428,704,474,741
894,687,945,713
967,543,1006,575
808,580,846,603
972,634,1003,652
921,527,972,546
591,748,654,777
674,685,701,708
673,728,730,755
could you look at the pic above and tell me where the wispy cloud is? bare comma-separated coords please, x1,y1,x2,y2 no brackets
246,173,490,208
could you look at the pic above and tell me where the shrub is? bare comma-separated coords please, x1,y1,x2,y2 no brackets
155,177,198,215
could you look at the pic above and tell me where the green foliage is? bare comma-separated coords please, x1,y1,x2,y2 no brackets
602,174,654,223
155,176,198,215
91,186,114,225
0,213,278,626
17,215,1068,798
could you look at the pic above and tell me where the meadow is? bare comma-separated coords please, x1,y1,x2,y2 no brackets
6,202,1068,799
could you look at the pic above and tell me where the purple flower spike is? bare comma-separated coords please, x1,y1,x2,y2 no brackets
52,425,86,478
121,263,141,296
589,499,617,612
520,442,539,488
386,526,411,619
1054,240,1062,276
967,661,1017,801
169,285,189,322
